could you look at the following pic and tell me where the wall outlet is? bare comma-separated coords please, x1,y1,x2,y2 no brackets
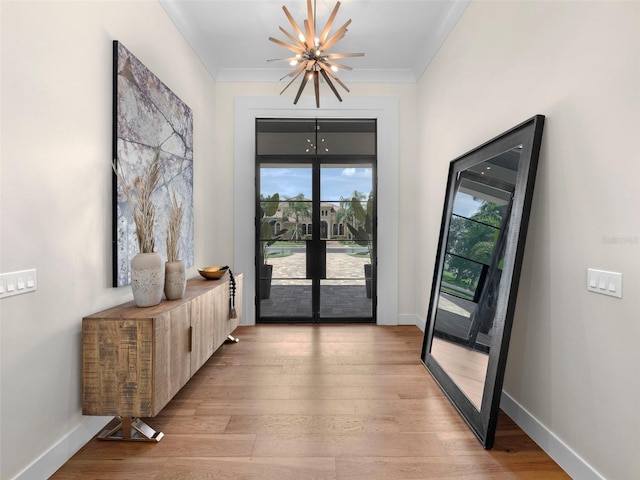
587,268,622,298
0,269,37,299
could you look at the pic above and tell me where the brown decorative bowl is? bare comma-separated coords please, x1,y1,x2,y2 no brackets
198,266,227,280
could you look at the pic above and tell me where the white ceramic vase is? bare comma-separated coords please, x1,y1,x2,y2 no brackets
164,260,186,300
130,252,164,307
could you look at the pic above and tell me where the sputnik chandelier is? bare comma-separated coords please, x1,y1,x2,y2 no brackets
268,0,364,108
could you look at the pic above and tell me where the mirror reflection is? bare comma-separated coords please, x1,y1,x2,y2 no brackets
430,146,522,409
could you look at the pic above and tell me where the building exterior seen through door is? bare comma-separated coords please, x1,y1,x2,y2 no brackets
256,118,377,323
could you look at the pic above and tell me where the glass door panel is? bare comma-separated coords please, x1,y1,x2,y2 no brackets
319,164,374,319
259,165,313,319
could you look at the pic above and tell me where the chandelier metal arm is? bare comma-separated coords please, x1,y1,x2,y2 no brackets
306,0,316,42
294,71,310,104
313,71,320,108
304,20,315,49
325,59,353,71
319,69,342,101
279,26,307,50
319,2,341,44
326,52,364,59
322,20,351,51
267,56,300,63
280,68,305,95
269,36,304,54
282,5,306,41
316,61,350,92
280,61,307,81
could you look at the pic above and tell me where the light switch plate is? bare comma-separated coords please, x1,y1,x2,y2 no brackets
0,269,37,299
587,268,622,298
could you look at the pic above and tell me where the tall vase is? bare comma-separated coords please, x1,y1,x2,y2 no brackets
131,252,164,307
164,260,186,300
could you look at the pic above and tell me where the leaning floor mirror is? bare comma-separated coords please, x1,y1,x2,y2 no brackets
421,115,545,449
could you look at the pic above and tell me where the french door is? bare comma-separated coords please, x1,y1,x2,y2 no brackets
256,119,377,323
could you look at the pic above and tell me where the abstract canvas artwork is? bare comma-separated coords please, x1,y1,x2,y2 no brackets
112,41,194,287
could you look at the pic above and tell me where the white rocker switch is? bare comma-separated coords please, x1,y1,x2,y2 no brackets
587,268,622,299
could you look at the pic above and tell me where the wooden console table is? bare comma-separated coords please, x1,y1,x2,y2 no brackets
82,274,242,441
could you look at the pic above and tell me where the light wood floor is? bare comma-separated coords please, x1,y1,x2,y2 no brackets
431,337,489,409
52,325,569,479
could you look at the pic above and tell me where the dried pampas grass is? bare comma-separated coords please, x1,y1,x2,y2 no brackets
112,148,162,254
166,191,184,262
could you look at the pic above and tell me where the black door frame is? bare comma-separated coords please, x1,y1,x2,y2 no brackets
255,119,377,324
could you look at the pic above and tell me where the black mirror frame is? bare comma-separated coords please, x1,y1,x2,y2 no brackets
421,115,545,449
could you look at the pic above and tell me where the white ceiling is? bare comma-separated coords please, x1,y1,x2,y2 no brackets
159,0,470,83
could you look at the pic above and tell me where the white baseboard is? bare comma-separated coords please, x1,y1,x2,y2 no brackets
500,392,604,480
399,313,425,330
12,416,111,480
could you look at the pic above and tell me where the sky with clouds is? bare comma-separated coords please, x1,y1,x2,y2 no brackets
260,166,372,202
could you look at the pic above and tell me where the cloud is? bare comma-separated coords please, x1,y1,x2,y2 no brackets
341,168,356,177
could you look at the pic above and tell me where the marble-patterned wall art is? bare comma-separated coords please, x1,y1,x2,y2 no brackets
112,41,194,287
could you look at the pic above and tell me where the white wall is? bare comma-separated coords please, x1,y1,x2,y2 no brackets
0,1,223,478
4,0,637,478
417,1,640,479
214,82,419,325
